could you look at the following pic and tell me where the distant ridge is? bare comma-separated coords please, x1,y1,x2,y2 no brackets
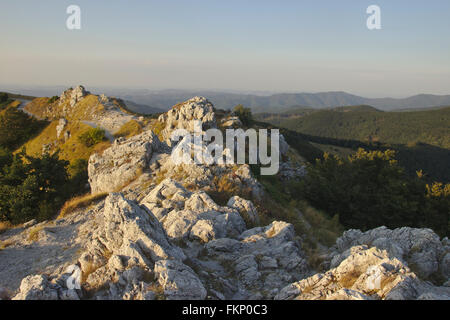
109,90,450,113
4,87,450,113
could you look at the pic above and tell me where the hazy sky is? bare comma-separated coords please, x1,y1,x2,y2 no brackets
1,0,450,97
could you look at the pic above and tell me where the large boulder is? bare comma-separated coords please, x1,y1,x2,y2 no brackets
88,130,161,193
158,96,216,143
154,260,207,300
13,275,59,300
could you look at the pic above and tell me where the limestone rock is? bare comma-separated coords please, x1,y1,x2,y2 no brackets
158,96,216,143
59,85,89,107
88,130,161,193
221,116,242,129
154,260,207,300
13,275,58,300
227,196,259,225
330,226,449,280
276,245,450,300
56,118,67,138
202,221,309,299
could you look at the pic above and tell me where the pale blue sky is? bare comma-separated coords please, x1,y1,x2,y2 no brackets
1,0,450,97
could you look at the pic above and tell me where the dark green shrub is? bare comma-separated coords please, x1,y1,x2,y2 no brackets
233,104,252,126
78,127,106,147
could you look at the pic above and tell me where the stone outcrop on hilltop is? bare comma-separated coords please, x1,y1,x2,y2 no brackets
25,85,136,135
59,85,90,108
2,95,449,300
157,96,217,144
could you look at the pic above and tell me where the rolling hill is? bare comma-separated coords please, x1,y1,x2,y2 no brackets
113,90,450,113
257,106,450,149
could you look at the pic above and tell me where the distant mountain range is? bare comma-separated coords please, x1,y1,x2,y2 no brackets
115,90,450,113
3,86,450,113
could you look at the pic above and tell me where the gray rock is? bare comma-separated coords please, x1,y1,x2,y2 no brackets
154,260,207,300
277,246,450,300
332,226,448,280
88,130,161,193
56,118,67,138
13,275,58,300
227,196,259,225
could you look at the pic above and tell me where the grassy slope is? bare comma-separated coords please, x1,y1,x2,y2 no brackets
18,96,112,162
19,120,110,162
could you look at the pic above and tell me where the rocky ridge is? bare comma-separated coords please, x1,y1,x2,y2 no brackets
1,94,449,300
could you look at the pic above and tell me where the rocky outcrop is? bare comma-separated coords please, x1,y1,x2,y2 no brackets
328,227,449,280
158,96,216,143
7,95,448,301
56,118,68,139
221,116,242,129
59,85,89,108
141,178,247,243
227,196,259,225
10,184,309,300
88,130,161,193
154,260,207,300
201,221,309,299
276,245,450,300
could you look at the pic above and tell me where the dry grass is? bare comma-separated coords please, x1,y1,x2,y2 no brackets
207,175,240,206
0,221,13,234
155,168,169,185
299,201,344,247
27,225,44,242
145,281,166,300
0,240,14,251
114,120,143,139
23,97,54,119
0,239,15,251
149,119,166,140
18,120,111,163
58,193,108,219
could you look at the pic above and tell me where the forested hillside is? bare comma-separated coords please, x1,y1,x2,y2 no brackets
256,106,450,149
256,106,450,182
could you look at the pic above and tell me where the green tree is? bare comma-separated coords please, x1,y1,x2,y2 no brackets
68,158,89,194
0,92,8,103
0,150,70,224
233,104,252,126
0,107,47,150
297,148,449,236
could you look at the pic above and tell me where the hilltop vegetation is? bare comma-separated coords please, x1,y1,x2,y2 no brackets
0,104,47,151
295,149,449,237
256,106,450,182
256,106,450,149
